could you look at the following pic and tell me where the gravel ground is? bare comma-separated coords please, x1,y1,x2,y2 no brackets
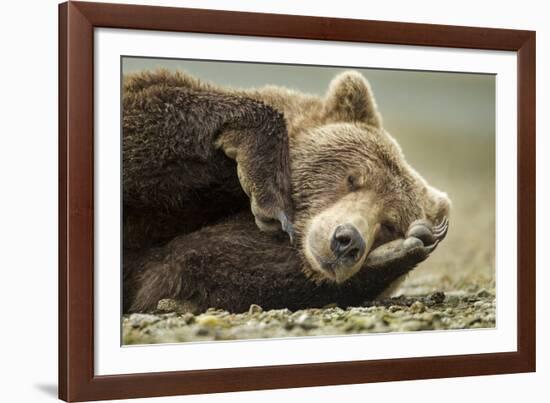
123,284,495,344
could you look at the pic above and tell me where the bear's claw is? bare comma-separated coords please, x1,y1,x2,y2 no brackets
277,211,295,244
433,217,449,240
251,200,295,244
365,217,449,272
406,217,448,249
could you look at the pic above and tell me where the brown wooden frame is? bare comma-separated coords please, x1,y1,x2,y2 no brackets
59,1,536,401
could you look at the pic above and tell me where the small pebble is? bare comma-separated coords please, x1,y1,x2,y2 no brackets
248,304,263,314
157,299,179,312
476,288,493,298
181,313,195,324
197,315,220,327
344,317,373,332
283,320,295,330
399,320,426,332
430,291,446,304
410,301,426,313
296,313,317,330
196,328,210,336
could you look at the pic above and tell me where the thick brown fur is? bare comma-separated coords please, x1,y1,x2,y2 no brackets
123,71,292,249
123,69,451,313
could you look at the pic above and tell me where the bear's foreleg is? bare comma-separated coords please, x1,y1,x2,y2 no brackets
124,216,449,314
123,86,294,242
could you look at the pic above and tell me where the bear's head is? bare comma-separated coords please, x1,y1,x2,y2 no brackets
289,71,451,283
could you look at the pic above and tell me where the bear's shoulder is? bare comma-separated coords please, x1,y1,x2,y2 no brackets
123,69,223,96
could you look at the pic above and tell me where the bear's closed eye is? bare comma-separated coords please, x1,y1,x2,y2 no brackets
374,222,401,248
346,174,363,192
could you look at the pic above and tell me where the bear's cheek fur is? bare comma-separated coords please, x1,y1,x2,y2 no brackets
301,190,384,283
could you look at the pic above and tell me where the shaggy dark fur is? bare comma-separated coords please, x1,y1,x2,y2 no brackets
123,85,292,250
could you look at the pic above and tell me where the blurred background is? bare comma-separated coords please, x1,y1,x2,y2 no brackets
123,57,495,297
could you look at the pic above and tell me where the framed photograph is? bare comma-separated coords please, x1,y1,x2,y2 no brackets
59,1,536,401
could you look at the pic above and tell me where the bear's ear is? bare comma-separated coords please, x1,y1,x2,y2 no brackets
323,71,382,128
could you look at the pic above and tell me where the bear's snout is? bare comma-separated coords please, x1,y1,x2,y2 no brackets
330,224,366,265
302,191,381,283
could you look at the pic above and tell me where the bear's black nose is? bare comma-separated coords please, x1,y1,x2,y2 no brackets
330,224,365,263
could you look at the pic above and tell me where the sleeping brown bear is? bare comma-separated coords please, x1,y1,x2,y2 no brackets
122,69,451,313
